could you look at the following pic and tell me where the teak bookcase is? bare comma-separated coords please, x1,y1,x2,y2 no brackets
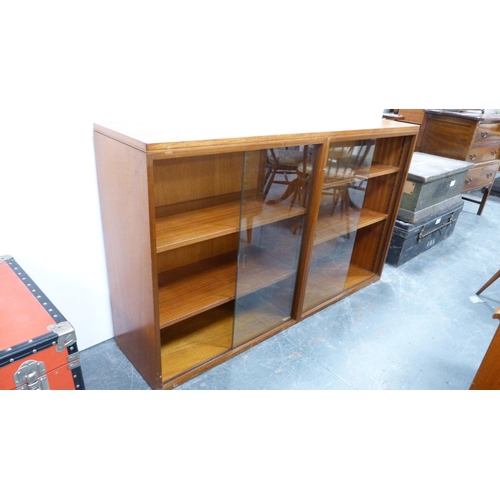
93,120,418,389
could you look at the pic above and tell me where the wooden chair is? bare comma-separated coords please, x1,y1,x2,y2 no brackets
321,142,373,235
476,269,500,295
264,147,310,202
470,306,500,389
264,146,312,206
322,146,355,215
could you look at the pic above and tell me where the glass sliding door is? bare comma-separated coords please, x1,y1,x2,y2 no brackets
302,139,375,312
232,145,318,347
154,152,245,382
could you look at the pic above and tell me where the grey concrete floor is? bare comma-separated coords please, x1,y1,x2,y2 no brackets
80,190,500,390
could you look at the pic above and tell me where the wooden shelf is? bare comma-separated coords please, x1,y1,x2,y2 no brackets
240,200,306,234
156,199,239,253
303,262,376,312
303,265,350,311
158,253,237,329
322,162,399,189
233,294,292,347
367,162,399,178
156,195,306,253
158,247,297,329
314,208,388,244
236,247,296,297
345,263,376,289
161,302,233,382
159,249,297,367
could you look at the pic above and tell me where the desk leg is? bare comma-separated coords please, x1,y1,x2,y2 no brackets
477,184,493,216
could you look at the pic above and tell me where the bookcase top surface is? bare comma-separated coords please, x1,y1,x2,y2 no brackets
93,118,419,153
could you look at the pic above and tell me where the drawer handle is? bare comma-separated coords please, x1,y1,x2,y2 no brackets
465,178,472,184
481,131,489,138
469,154,477,160
486,173,493,178
492,150,498,155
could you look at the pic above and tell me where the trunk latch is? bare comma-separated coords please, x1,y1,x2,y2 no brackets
14,360,50,390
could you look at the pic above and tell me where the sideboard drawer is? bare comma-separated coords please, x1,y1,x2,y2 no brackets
463,161,499,192
463,166,483,190
473,123,500,145
476,161,500,187
467,144,500,163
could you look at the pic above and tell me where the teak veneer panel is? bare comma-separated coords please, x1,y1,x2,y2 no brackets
94,119,420,155
94,131,162,389
350,221,385,273
153,153,244,206
156,234,238,274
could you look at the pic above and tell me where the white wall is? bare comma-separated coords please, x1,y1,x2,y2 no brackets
1,1,493,351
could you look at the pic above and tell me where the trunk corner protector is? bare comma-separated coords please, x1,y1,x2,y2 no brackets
47,321,77,352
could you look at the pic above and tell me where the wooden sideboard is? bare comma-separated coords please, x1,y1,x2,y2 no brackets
417,110,500,215
93,119,418,389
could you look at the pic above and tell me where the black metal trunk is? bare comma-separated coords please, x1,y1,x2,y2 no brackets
386,199,464,267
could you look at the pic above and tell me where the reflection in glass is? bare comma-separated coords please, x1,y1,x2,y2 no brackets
302,139,375,312
232,146,317,347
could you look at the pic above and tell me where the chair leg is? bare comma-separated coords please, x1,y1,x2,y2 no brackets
342,187,350,236
329,189,340,215
266,178,297,205
477,269,500,295
263,166,277,197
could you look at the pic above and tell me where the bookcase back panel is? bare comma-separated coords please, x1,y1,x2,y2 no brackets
156,234,239,274
373,136,405,166
153,152,244,207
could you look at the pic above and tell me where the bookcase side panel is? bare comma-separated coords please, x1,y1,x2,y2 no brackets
94,132,162,389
